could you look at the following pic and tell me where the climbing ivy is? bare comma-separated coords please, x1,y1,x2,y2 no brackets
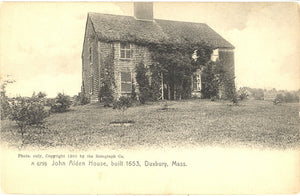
135,62,150,104
146,42,213,100
99,52,115,106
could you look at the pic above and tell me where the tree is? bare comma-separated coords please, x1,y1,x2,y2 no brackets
222,75,238,104
148,42,213,100
9,94,50,139
50,93,72,113
201,61,220,99
136,62,150,103
0,75,15,119
99,83,114,107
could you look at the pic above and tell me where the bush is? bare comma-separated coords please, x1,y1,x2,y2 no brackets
252,89,264,100
79,95,90,105
74,93,90,106
136,62,150,104
9,95,50,136
44,98,55,107
36,92,47,99
237,87,248,101
274,92,299,104
273,95,282,105
0,77,15,119
99,52,115,107
113,96,132,113
201,61,220,99
283,92,299,103
99,84,114,107
50,93,71,113
131,83,137,101
0,95,10,120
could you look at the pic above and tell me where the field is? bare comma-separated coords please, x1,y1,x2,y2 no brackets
1,99,299,150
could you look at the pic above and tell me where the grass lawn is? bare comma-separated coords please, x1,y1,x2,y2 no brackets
1,99,299,150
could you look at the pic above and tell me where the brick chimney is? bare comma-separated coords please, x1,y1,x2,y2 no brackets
134,2,153,21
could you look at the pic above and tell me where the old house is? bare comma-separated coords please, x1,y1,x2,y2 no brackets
81,2,235,102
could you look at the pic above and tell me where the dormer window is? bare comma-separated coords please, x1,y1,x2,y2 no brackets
120,43,131,59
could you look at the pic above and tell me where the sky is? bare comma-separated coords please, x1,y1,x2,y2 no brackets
0,2,299,97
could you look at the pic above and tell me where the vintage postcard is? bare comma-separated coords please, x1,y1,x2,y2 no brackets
0,2,299,194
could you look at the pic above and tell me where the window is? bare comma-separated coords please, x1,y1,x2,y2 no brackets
120,43,131,59
89,75,94,94
89,46,92,64
211,48,219,62
121,72,132,93
192,70,201,91
192,50,198,61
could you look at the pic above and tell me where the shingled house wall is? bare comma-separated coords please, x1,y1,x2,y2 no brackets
82,17,99,102
111,42,153,99
218,49,235,99
83,37,154,101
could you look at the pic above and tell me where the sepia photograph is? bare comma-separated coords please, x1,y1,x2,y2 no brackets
0,2,299,194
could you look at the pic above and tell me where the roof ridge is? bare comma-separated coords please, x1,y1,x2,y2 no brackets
88,12,133,18
154,18,207,26
88,12,208,25
88,12,234,48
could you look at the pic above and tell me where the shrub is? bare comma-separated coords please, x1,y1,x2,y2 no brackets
223,76,238,104
201,61,220,99
131,82,137,101
136,62,150,104
274,92,299,104
50,93,71,113
0,77,14,119
9,95,50,136
273,95,282,105
0,95,10,120
99,84,114,107
44,98,55,107
79,95,90,105
283,92,299,103
74,93,90,106
149,64,163,101
36,92,47,99
99,52,115,106
237,87,248,101
252,89,264,100
210,96,217,101
113,96,132,113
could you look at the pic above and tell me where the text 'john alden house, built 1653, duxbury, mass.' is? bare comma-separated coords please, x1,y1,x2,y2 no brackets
81,2,235,102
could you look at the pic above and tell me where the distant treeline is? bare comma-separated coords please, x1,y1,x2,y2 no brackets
238,87,299,103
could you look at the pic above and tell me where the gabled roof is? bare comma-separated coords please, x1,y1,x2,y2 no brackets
88,12,234,49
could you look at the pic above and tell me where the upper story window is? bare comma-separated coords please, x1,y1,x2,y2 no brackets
89,75,94,94
211,49,219,62
120,43,131,59
192,50,198,61
89,46,92,64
